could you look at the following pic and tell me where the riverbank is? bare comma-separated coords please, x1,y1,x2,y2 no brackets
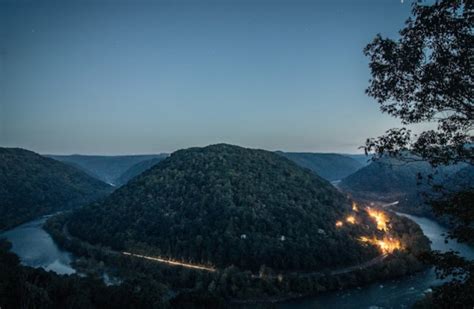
0,215,76,275
41,209,430,306
1,207,439,307
274,211,474,308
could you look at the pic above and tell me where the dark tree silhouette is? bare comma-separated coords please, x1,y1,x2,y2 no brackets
363,0,473,306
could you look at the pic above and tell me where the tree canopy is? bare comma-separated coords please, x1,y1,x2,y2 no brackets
363,0,473,306
68,144,381,272
364,0,472,166
0,148,112,230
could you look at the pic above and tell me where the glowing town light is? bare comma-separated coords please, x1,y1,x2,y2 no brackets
358,236,402,254
366,207,389,231
352,202,359,212
336,220,344,227
346,215,356,224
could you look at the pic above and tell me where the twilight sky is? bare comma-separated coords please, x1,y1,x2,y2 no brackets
1,0,420,155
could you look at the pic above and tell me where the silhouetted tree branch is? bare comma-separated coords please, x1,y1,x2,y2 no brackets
363,0,473,306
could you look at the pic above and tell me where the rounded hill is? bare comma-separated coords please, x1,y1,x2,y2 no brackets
68,144,379,271
0,148,111,230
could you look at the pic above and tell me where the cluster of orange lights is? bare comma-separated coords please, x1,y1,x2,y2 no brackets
358,236,401,254
346,215,356,224
366,207,389,232
352,202,359,212
335,202,402,254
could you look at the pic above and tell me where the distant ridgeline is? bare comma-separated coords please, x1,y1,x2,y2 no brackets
277,151,364,181
68,144,385,272
0,148,111,230
115,157,166,186
339,155,471,218
49,151,362,187
47,153,168,186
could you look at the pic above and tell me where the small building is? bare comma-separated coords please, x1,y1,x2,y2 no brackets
280,235,286,241
240,234,247,240
318,228,326,235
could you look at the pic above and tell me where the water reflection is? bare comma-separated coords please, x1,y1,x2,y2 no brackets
396,213,474,260
1,215,76,275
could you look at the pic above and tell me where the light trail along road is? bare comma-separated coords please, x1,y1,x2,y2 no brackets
121,250,387,278
63,222,388,276
122,251,216,272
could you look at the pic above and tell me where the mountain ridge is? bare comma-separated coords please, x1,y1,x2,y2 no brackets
0,147,111,230
277,151,364,181
67,144,380,272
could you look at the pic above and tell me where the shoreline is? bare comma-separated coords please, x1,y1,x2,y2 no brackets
42,210,431,306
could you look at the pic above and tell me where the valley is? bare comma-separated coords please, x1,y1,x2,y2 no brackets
3,0,471,306
0,144,470,307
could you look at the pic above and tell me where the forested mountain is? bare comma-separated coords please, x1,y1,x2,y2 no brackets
277,152,363,181
48,154,168,185
68,144,381,272
0,148,111,230
339,156,467,219
115,157,165,186
445,165,474,191
340,156,465,200
339,157,433,200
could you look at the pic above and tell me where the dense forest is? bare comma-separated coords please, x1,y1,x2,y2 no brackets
48,154,168,185
68,144,382,272
0,148,111,230
277,152,363,181
45,208,429,306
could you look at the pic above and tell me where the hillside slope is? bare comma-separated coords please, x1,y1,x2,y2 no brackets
339,156,468,220
277,152,363,181
68,144,380,272
343,154,371,167
339,158,432,200
48,154,168,185
340,156,465,200
115,157,166,186
0,148,111,230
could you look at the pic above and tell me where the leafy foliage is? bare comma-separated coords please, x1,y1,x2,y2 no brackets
68,144,379,272
363,0,473,306
364,0,473,166
0,148,111,230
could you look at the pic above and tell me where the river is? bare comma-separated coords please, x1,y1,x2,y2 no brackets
278,212,474,308
2,212,473,308
1,215,76,275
